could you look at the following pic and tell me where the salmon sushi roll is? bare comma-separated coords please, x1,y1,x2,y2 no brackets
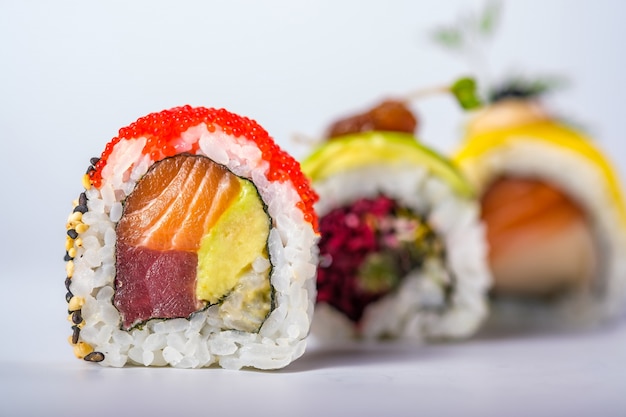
301,100,491,341
64,106,319,369
454,93,626,328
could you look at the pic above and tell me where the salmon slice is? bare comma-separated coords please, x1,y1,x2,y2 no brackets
482,176,587,257
480,176,597,295
116,155,241,252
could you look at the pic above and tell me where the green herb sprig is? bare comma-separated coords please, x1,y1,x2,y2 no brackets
451,77,483,110
431,0,502,52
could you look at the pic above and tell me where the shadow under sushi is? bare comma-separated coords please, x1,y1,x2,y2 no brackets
280,340,450,373
471,307,626,342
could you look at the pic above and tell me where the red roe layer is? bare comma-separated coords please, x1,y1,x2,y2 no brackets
88,105,319,230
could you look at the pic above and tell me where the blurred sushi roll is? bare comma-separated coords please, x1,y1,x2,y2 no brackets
301,101,491,341
454,93,626,327
63,105,319,369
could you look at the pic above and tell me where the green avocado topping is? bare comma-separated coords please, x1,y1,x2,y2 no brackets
301,131,474,198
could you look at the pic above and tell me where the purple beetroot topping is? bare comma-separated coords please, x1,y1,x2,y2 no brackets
114,242,203,330
316,197,390,322
316,195,443,323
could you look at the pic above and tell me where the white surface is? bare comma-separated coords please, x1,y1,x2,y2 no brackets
1,1,626,416
2,316,626,416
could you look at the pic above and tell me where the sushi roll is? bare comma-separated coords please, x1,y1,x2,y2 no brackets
301,100,491,341
64,105,319,369
454,91,626,328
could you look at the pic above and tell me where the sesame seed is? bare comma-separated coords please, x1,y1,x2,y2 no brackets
71,310,82,325
75,223,89,234
84,351,105,362
82,174,91,190
69,211,83,223
71,325,80,344
65,236,74,251
67,229,78,239
68,296,85,312
73,342,93,359
73,204,88,214
65,260,75,277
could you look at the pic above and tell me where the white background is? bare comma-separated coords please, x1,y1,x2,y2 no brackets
1,1,625,416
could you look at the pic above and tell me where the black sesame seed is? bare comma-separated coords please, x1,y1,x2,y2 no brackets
73,204,88,214
65,291,73,303
67,229,78,239
64,252,73,262
90,157,100,166
65,277,72,291
71,310,82,325
79,192,87,206
71,325,80,344
84,351,105,362
85,166,95,175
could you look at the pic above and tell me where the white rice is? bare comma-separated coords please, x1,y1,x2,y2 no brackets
70,125,318,369
309,163,492,342
459,137,626,328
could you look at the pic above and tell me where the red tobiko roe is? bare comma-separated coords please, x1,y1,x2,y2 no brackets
88,105,319,231
316,195,397,322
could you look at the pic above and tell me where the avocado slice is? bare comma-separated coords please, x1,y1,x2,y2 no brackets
301,131,474,198
196,178,270,304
